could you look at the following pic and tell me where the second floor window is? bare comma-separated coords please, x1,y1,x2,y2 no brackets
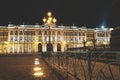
10,31,13,35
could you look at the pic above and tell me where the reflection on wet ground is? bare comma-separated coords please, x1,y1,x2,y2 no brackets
33,58,44,78
0,54,58,80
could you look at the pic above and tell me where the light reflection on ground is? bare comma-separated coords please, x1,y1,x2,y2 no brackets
33,58,44,78
0,55,59,80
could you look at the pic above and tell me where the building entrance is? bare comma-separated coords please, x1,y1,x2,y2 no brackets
57,44,61,51
38,43,42,52
47,43,53,51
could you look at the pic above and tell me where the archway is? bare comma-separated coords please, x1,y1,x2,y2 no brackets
66,44,69,51
38,43,42,52
57,44,61,52
47,43,53,51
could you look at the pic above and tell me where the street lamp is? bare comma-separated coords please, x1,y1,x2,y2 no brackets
43,12,57,51
91,39,97,50
82,39,87,51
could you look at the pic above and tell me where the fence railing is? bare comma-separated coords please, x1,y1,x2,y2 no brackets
41,51,120,80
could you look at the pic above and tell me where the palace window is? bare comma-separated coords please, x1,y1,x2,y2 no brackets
75,32,77,36
57,31,60,35
14,37,17,41
38,31,42,35
63,32,65,36
10,31,13,35
19,37,23,41
79,32,81,36
75,38,78,41
44,31,47,35
44,36,47,41
53,31,55,35
15,31,18,35
10,37,13,41
82,33,85,36
19,31,23,35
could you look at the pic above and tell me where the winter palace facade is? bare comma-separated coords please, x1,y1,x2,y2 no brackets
0,24,113,54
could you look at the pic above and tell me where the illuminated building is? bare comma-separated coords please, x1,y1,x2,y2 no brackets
95,28,112,48
0,24,112,54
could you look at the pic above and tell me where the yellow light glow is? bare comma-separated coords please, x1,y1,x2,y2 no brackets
103,42,107,45
34,60,40,65
35,58,39,61
47,20,51,24
34,72,44,77
5,41,9,44
62,41,66,45
48,17,52,21
33,67,42,71
43,18,46,22
48,12,52,16
53,18,56,23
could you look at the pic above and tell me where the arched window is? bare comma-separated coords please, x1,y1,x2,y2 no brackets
64,32,66,36
20,31,23,35
15,31,18,35
44,31,47,35
32,31,35,35
75,32,77,36
53,31,55,35
71,32,73,36
79,32,81,36
24,31,27,35
82,32,85,36
10,31,13,35
57,44,61,51
57,31,60,35
4,32,8,36
38,31,42,35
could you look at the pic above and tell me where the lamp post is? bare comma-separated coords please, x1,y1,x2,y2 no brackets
91,39,97,50
82,39,87,51
43,12,57,51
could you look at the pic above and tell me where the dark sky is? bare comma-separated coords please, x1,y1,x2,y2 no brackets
0,0,120,28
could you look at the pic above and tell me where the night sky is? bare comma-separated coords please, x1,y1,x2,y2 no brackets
0,0,120,28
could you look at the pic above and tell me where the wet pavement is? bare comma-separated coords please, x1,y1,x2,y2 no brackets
0,54,59,80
